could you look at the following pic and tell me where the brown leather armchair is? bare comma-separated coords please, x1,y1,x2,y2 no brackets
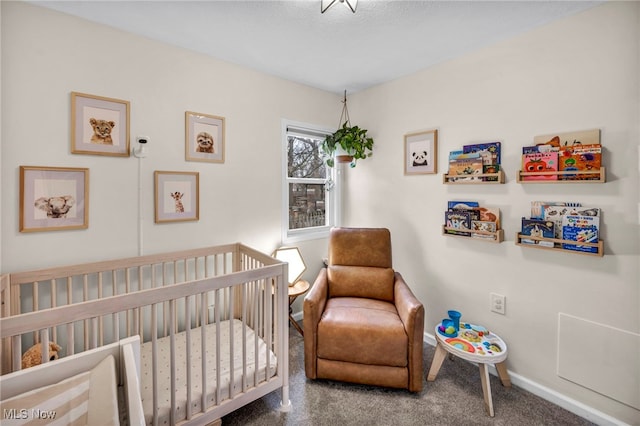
303,227,425,392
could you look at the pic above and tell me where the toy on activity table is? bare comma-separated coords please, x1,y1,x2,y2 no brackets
437,309,463,337
447,323,504,356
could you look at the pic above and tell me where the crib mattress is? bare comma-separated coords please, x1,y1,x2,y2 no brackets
139,319,277,425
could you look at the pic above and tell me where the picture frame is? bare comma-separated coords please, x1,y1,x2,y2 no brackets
71,92,130,157
154,171,199,223
185,111,225,163
20,166,89,232
404,129,438,175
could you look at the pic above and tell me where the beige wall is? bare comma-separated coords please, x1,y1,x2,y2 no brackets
0,1,337,271
347,2,639,423
2,1,639,424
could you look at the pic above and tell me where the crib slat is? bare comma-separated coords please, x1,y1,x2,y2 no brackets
51,279,57,344
253,280,260,385
241,282,247,392
98,272,103,346
169,299,176,426
214,289,221,406
90,317,98,349
125,268,131,337
12,335,21,371
139,266,146,342
151,303,158,426
200,294,207,414
185,295,192,420
229,287,235,398
32,282,39,344
83,274,89,351
66,323,74,356
40,328,49,366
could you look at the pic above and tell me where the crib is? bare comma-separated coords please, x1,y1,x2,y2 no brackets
0,243,290,425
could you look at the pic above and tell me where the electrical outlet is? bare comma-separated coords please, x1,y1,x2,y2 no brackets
490,293,506,315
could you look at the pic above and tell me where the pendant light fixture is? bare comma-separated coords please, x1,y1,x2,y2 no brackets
321,0,358,14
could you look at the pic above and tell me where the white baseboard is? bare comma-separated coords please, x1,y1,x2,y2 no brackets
423,331,630,426
293,311,629,425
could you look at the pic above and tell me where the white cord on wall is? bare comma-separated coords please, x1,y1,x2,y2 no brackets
133,137,149,256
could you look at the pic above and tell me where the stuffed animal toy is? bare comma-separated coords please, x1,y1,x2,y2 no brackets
21,342,62,369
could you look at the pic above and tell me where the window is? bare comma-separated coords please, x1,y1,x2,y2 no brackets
282,121,336,242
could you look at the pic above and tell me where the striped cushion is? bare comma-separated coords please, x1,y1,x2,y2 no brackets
1,355,118,426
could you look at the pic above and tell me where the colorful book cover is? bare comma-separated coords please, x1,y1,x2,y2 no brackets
445,211,472,236
558,144,602,180
523,145,560,154
448,157,484,182
449,151,480,161
478,206,500,228
521,218,555,247
463,142,501,165
482,164,500,181
521,152,558,181
543,205,599,239
448,150,464,161
562,215,600,253
471,220,497,239
448,201,479,210
533,129,600,148
530,201,581,219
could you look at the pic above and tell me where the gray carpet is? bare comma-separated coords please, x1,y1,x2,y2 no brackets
222,323,595,425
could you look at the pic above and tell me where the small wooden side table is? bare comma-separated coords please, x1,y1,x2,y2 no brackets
288,280,310,336
427,323,511,417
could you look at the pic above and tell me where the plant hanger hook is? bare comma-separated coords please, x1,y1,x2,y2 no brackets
338,90,350,127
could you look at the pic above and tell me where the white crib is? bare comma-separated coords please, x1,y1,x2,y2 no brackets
0,244,290,425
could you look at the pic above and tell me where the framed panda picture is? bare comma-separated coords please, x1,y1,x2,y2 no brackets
404,129,438,175
71,92,130,157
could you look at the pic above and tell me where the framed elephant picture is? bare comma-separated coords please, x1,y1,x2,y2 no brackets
20,166,89,232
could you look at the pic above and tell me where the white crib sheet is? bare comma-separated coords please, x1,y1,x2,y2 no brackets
139,319,277,425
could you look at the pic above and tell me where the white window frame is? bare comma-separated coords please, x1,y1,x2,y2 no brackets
281,119,337,244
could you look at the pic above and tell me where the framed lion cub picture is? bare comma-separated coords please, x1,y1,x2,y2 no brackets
71,92,130,157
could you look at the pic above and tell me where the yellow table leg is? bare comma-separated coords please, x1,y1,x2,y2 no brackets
427,342,448,381
479,363,494,417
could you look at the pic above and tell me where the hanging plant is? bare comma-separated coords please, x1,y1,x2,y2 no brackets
321,91,374,168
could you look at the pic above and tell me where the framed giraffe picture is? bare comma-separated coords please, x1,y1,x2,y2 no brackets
154,171,199,223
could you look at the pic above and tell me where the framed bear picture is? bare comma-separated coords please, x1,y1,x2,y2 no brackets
404,129,438,175
20,166,89,232
185,111,225,163
71,92,130,157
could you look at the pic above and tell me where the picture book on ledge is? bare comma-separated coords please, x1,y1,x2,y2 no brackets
521,200,602,253
521,129,601,181
562,215,600,253
521,152,558,181
448,142,501,182
445,201,501,239
521,218,555,247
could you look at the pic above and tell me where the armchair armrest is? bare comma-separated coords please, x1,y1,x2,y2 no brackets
303,267,329,378
394,272,425,392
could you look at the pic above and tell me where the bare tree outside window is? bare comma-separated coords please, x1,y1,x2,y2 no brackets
287,135,329,231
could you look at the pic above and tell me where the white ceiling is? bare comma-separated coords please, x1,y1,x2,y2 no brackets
30,0,602,94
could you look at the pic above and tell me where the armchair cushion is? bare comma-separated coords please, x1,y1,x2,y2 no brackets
317,297,408,366
327,266,395,302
